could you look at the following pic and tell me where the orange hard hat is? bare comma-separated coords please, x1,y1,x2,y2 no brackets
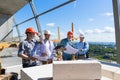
67,31,73,36
25,27,36,34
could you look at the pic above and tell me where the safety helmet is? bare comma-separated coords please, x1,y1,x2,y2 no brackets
79,32,85,37
25,27,36,34
67,31,73,36
44,30,51,34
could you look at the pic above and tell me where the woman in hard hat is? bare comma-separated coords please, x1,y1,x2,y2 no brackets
75,32,89,59
18,27,38,68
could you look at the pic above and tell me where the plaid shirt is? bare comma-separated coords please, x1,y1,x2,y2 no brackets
18,39,36,65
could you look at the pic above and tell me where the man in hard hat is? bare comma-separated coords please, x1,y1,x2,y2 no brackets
60,31,74,60
42,30,55,64
75,32,89,59
18,27,38,68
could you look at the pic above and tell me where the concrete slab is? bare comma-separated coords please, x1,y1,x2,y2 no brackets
53,60,101,80
114,68,120,80
101,76,112,80
102,64,119,79
21,60,102,80
0,0,28,15
21,64,52,80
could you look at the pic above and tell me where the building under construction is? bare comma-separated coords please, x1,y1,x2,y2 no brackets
0,0,120,80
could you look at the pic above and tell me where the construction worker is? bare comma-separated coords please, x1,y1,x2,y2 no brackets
42,30,55,64
18,27,38,68
60,31,74,60
75,32,89,59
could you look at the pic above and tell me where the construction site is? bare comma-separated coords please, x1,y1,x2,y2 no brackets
0,0,120,80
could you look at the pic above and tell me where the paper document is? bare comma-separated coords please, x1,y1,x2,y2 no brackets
64,43,79,54
33,54,48,61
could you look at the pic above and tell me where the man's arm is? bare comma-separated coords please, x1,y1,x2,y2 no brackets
18,42,37,61
19,53,37,61
80,42,89,54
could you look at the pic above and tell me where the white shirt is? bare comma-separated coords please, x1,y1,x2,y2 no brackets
44,39,54,59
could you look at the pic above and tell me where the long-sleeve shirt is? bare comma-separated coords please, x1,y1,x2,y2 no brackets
31,42,45,56
44,39,55,59
75,41,89,55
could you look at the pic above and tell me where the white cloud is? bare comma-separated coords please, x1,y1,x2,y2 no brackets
93,29,103,33
85,30,93,34
51,27,115,42
46,23,55,27
103,26,115,33
103,12,113,16
86,33,115,42
84,26,114,34
85,28,103,34
88,18,94,22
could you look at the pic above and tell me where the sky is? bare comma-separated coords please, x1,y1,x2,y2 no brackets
14,0,115,42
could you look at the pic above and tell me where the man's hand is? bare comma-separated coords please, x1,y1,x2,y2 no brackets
36,32,41,37
41,53,47,57
61,48,66,51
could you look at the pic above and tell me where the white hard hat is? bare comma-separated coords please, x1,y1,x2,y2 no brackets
44,30,51,34
79,32,85,37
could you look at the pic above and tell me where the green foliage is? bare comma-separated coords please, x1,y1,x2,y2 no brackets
89,44,116,61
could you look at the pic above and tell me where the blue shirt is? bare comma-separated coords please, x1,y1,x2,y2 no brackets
60,38,75,60
60,38,74,48
18,39,36,65
31,42,45,56
75,41,89,55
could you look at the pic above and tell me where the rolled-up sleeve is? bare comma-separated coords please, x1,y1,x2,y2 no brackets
82,42,89,54
75,42,89,55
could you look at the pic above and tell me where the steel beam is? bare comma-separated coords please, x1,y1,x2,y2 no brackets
112,0,120,63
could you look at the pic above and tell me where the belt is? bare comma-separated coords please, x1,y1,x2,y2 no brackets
78,54,85,56
77,54,86,59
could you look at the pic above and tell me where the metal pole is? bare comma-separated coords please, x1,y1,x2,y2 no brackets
1,29,13,41
112,0,120,63
16,0,76,27
36,0,76,17
72,22,74,41
29,0,43,38
58,26,60,40
13,17,22,42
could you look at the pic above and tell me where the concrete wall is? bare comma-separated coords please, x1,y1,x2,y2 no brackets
102,64,120,80
20,60,101,80
53,60,101,80
0,16,13,41
0,14,11,26
21,64,52,80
